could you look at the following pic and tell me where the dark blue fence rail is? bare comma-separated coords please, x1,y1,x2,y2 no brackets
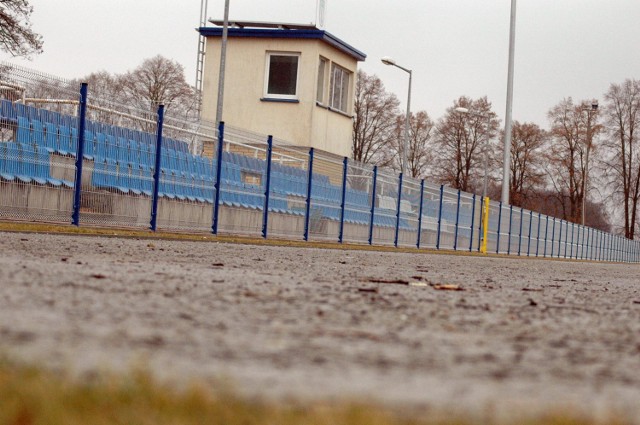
0,69,638,262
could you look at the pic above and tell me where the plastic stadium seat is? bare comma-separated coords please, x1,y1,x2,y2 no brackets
0,99,16,124
32,120,45,148
0,143,17,181
16,117,31,144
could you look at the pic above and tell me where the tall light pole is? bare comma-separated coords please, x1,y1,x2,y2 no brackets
381,56,412,176
581,100,598,225
502,0,517,205
215,0,230,126
455,107,491,200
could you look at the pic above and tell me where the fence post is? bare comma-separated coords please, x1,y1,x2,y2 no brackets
543,215,549,257
261,135,273,239
477,195,483,252
303,148,314,242
149,104,165,232
496,201,503,254
211,122,225,234
368,166,378,246
71,82,88,226
416,179,425,248
453,190,461,250
525,210,532,256
550,218,557,257
517,207,524,256
436,185,444,250
469,194,476,252
507,205,513,255
535,212,541,257
582,226,588,259
338,156,348,244
564,222,570,258
394,173,404,248
570,223,575,259
557,220,563,258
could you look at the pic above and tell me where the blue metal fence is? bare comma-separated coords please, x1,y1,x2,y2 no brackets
0,64,639,262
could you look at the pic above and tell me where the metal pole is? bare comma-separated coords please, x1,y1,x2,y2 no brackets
149,104,165,231
338,156,348,244
303,148,315,241
211,121,225,234
501,0,517,205
402,71,412,176
453,189,461,250
496,201,502,254
416,179,425,248
261,136,273,239
436,185,444,250
368,166,378,246
215,0,230,125
582,112,592,225
394,173,404,247
469,194,476,252
71,83,88,227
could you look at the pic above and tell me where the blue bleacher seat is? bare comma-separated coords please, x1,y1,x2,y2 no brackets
16,116,30,144
0,99,16,124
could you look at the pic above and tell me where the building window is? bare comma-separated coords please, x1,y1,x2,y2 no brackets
330,63,351,113
265,52,300,99
316,57,327,104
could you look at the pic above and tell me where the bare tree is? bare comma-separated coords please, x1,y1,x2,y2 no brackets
601,79,640,239
546,98,602,223
0,0,42,57
119,55,196,119
352,70,400,165
500,121,547,208
431,96,499,193
389,110,434,178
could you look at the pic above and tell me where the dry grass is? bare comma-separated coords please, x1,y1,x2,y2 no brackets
0,219,564,263
0,359,631,425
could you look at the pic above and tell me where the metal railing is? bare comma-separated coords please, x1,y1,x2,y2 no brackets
0,62,638,263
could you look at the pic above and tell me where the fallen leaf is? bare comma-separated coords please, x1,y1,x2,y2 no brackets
409,282,429,287
365,278,409,285
633,300,640,305
358,287,378,293
522,288,543,292
90,274,107,279
430,283,464,291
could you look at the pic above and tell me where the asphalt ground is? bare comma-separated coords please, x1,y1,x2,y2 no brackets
1,227,639,421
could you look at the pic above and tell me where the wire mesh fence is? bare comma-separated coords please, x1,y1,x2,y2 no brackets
1,61,639,262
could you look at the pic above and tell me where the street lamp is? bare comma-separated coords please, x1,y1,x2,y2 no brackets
455,107,491,201
381,56,412,176
581,100,598,226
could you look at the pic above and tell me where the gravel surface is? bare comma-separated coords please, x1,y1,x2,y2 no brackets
1,231,640,420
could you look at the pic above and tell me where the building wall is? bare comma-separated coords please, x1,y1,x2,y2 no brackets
202,36,356,158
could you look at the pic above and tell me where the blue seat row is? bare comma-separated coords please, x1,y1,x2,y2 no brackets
0,142,73,187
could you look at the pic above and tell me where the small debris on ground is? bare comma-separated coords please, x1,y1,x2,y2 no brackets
430,283,464,291
357,287,378,293
364,278,409,285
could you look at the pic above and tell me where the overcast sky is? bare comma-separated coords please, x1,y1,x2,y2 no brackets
3,0,639,129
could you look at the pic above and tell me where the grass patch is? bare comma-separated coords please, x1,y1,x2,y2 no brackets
0,359,631,425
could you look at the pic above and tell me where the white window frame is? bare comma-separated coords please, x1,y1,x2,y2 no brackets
316,57,328,104
263,52,301,100
329,63,351,114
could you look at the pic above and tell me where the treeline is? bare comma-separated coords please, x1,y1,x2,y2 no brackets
353,70,640,237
